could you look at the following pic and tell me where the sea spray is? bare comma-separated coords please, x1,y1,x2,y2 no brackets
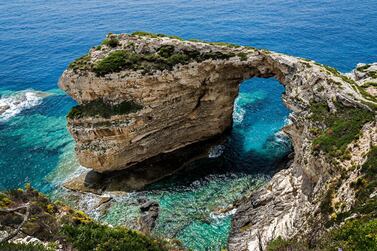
0,89,50,121
208,145,226,158
233,96,246,124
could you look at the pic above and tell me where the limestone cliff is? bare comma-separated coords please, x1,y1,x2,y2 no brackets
59,32,377,250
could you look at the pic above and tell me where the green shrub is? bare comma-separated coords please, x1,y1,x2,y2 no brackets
93,50,141,76
131,31,159,38
91,45,235,76
368,71,377,79
323,218,377,251
166,53,189,66
320,186,335,216
237,52,248,61
0,187,173,251
208,41,241,48
323,65,340,76
362,82,377,88
69,33,241,76
356,84,377,100
0,193,12,208
61,222,167,251
267,237,291,251
67,100,143,119
361,147,377,177
200,51,235,60
311,102,374,157
102,36,120,48
352,147,377,216
131,31,183,40
357,64,371,72
68,54,91,72
268,219,377,251
158,45,175,58
267,237,308,251
0,242,50,251
156,34,184,40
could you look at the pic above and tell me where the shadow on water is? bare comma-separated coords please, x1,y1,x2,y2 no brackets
145,134,293,191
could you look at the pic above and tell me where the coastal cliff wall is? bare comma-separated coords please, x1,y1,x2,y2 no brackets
59,33,377,250
59,33,370,173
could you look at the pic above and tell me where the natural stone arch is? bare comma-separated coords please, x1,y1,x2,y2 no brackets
59,33,377,251
60,34,364,174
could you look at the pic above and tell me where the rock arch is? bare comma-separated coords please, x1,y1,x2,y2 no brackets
60,33,364,173
59,33,377,251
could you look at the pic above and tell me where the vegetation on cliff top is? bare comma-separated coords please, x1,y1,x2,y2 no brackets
131,31,184,41
67,99,143,119
68,31,243,76
0,185,172,251
357,64,371,72
102,36,120,48
92,44,235,76
68,54,91,72
0,242,51,251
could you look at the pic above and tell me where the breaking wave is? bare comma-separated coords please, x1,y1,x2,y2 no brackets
0,89,49,121
232,97,245,124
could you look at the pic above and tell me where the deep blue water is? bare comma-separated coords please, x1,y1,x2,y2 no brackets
1,1,377,249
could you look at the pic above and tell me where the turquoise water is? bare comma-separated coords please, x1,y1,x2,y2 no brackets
1,1,377,250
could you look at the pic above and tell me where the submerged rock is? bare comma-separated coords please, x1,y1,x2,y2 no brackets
139,200,160,233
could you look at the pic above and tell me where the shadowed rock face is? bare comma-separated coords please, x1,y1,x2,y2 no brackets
59,33,377,251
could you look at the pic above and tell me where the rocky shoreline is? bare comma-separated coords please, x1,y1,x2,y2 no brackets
58,32,377,250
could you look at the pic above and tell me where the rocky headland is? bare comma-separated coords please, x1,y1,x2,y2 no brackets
58,32,377,250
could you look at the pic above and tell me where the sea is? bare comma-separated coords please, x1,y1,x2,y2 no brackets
0,1,376,250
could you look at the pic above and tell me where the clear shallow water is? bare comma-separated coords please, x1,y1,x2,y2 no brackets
1,1,377,250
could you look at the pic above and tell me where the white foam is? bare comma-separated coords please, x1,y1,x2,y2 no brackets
233,97,245,124
284,113,294,126
208,144,225,158
210,208,237,220
0,89,48,121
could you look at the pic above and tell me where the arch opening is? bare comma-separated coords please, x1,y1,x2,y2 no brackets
97,77,294,251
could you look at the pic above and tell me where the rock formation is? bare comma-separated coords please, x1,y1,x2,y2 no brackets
59,32,377,250
139,200,160,233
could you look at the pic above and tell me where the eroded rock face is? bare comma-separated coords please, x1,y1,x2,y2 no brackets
59,33,377,251
59,33,369,173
